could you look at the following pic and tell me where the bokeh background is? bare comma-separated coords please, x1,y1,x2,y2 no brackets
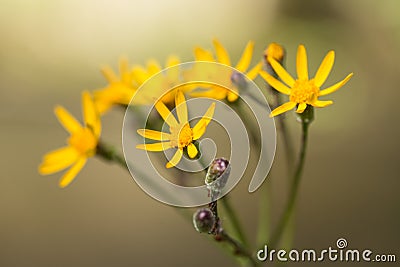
1,0,399,266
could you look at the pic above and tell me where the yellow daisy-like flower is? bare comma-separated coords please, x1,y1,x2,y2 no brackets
94,56,182,113
130,56,184,107
191,39,262,102
94,58,138,114
260,44,354,117
38,91,101,188
136,90,215,168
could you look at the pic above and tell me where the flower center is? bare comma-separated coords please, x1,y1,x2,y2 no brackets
170,123,193,148
289,79,320,104
68,128,97,157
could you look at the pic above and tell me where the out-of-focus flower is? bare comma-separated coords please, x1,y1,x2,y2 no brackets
94,58,138,114
260,44,353,117
130,56,184,107
189,39,262,102
38,91,101,187
94,56,183,113
136,90,215,168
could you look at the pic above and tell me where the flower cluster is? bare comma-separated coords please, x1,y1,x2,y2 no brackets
38,40,353,187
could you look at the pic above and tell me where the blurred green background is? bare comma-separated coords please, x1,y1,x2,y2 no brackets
1,0,399,266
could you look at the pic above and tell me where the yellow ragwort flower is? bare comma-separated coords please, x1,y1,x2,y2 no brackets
130,56,184,106
94,58,138,114
136,90,215,168
94,56,182,114
38,91,101,188
260,44,354,117
191,39,262,102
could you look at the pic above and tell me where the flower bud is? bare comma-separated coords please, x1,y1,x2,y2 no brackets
205,158,230,185
205,158,230,200
193,208,216,233
230,71,247,90
264,42,285,64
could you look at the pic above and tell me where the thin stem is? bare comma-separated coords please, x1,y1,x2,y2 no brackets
96,141,127,169
220,196,248,246
209,199,257,267
217,230,258,267
268,118,310,248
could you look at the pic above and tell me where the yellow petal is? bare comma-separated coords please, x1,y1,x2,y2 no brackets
269,101,297,117
43,146,78,164
132,66,149,85
296,45,309,80
82,91,101,138
311,100,333,108
147,59,161,75
189,88,227,100
227,88,239,102
166,148,183,168
187,143,198,159
314,50,335,87
296,103,308,113
166,55,180,81
54,106,82,134
155,100,178,128
319,73,353,96
235,40,254,72
137,129,171,141
213,39,231,66
101,65,118,83
175,90,188,124
259,70,291,95
59,157,87,188
192,102,215,140
194,47,215,61
245,61,262,80
39,146,79,174
118,57,129,76
136,142,172,151
269,57,295,87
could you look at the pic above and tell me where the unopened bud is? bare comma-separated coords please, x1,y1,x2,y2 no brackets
205,158,230,200
230,71,247,90
264,42,285,64
193,208,216,233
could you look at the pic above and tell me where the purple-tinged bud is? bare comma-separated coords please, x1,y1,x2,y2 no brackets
193,208,216,233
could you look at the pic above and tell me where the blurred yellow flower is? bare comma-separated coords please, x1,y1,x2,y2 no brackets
38,91,101,188
130,56,183,107
260,44,353,117
94,58,137,114
190,39,262,102
136,91,215,168
94,56,182,113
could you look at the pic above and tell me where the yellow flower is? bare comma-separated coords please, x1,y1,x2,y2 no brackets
38,91,101,188
260,44,354,117
136,90,215,168
94,58,138,114
94,56,182,113
130,56,184,107
190,39,262,102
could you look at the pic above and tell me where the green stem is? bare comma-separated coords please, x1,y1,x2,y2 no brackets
268,112,311,248
220,196,248,246
218,230,258,267
96,141,127,168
